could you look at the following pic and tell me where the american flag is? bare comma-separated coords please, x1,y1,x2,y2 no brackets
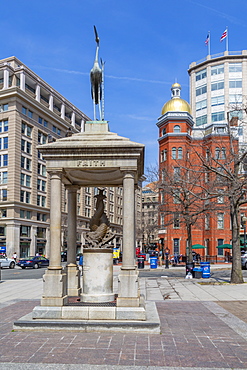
205,34,210,45
220,29,227,42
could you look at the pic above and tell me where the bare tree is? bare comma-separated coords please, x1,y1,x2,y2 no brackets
153,160,221,264
195,113,247,283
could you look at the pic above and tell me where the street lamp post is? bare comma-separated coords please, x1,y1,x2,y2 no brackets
242,216,247,251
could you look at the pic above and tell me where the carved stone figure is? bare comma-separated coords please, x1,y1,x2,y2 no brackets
85,189,114,248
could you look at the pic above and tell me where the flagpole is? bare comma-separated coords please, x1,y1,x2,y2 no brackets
226,26,228,52
208,31,211,55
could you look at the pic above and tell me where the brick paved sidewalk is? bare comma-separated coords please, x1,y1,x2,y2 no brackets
1,299,247,369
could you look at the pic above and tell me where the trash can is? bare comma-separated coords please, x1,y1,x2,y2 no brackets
150,257,158,269
79,255,83,266
200,262,210,278
137,257,145,269
186,262,194,277
193,267,202,279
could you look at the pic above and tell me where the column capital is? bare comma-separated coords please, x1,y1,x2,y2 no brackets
48,170,63,180
122,171,136,179
65,184,80,192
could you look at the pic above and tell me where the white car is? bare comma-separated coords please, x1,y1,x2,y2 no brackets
0,255,15,268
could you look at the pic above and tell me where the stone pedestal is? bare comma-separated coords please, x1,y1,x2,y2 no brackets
81,248,114,303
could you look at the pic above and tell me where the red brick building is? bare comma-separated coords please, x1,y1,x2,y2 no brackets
157,83,242,260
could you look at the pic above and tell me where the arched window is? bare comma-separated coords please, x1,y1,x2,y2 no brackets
161,149,167,162
215,147,220,159
221,147,226,159
177,147,183,159
162,128,166,136
172,147,177,159
174,125,181,133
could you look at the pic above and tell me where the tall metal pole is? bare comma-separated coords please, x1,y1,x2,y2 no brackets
101,59,105,121
244,223,246,251
242,216,247,251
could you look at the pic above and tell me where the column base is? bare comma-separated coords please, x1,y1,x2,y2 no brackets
41,296,68,307
41,268,67,307
117,268,140,307
81,292,115,303
116,297,140,307
67,263,81,297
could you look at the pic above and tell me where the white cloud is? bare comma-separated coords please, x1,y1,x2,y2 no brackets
32,65,171,85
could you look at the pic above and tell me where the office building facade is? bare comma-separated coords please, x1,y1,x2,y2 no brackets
188,50,247,143
0,56,124,259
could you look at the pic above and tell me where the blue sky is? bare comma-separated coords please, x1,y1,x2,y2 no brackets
2,0,247,170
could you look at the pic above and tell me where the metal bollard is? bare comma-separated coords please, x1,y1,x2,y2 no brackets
165,255,169,269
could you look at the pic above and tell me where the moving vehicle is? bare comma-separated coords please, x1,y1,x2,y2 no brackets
0,255,15,268
17,256,49,269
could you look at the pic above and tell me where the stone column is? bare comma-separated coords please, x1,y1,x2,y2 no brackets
61,103,65,119
81,119,85,132
49,94,53,111
30,225,37,256
117,172,140,307
71,111,76,127
35,84,41,102
6,222,20,260
66,185,81,296
41,171,67,306
20,71,25,91
3,68,9,89
122,172,135,268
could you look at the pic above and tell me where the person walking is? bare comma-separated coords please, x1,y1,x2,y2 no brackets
12,252,17,263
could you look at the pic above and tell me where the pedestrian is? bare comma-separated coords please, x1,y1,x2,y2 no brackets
196,253,201,263
174,252,179,265
158,250,163,266
12,252,17,263
164,247,170,268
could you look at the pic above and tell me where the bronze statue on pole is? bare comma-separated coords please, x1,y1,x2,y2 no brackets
90,26,104,120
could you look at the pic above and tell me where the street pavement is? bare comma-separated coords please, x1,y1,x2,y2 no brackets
1,263,247,369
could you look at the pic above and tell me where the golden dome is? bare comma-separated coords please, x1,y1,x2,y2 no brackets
161,98,191,115
171,82,181,88
161,82,191,115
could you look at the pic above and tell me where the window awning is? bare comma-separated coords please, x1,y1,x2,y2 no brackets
217,244,232,249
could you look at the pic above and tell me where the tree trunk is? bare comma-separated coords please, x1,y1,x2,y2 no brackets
230,206,244,284
186,223,193,263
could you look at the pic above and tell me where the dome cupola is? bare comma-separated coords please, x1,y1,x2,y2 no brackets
161,83,191,115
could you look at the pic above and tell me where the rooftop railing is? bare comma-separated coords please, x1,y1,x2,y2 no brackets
191,51,244,67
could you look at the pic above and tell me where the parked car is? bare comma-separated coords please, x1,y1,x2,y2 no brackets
241,252,247,269
17,256,49,269
0,255,15,269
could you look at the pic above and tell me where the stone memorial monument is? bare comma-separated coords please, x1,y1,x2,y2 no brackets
14,27,160,333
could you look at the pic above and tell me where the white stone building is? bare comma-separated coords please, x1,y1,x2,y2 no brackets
0,56,123,259
188,50,247,142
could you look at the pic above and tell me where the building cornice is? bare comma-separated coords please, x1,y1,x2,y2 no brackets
188,50,247,74
156,111,194,128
